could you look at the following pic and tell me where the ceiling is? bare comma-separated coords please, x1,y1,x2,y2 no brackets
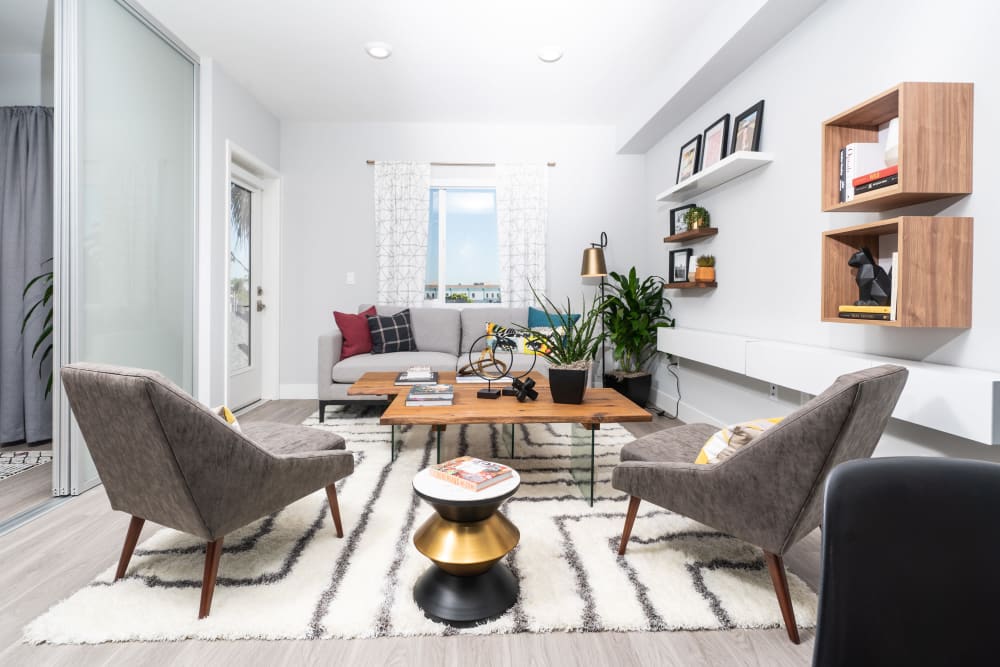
0,0,51,54
138,0,728,124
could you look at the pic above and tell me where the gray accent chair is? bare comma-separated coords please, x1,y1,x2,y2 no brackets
613,364,908,643
61,363,354,619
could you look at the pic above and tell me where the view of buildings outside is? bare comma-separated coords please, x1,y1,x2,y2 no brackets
426,187,501,304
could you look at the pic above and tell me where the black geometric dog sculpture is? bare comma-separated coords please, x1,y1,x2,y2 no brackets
848,247,892,306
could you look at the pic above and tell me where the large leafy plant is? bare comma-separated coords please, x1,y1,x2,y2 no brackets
518,286,603,368
602,267,674,374
21,260,54,396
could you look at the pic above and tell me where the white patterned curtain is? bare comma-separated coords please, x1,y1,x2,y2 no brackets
373,162,431,306
496,163,548,307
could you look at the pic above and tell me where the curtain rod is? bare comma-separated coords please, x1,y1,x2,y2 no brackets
366,160,556,167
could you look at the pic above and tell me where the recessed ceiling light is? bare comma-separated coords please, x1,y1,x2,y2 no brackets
537,46,563,63
364,42,392,59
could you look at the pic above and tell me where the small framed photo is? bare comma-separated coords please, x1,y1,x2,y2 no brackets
669,249,693,284
669,204,696,236
732,100,765,153
676,135,702,183
700,114,730,170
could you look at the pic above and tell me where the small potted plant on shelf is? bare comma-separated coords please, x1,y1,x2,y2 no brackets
695,255,716,282
519,287,603,404
685,206,710,230
601,268,674,407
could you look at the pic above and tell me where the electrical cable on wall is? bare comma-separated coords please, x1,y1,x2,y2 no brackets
646,360,681,420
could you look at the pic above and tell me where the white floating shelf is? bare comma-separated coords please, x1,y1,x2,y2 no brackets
655,151,774,202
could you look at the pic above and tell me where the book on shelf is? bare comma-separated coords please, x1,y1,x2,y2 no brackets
407,384,454,399
838,311,890,321
838,305,891,314
851,164,899,188
395,366,438,385
838,148,846,203
455,374,513,384
843,142,885,202
853,173,898,195
889,251,899,321
429,456,513,491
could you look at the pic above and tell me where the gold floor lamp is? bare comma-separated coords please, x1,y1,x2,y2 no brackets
581,232,608,387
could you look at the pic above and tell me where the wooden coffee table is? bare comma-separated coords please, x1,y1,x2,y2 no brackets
349,371,651,505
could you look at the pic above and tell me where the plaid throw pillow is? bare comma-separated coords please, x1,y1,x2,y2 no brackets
367,309,417,354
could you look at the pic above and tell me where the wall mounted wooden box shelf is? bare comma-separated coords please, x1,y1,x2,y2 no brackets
821,82,973,212
821,216,972,328
666,281,717,290
656,151,773,202
663,227,718,244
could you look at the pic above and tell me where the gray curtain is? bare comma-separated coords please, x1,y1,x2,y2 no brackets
0,106,54,444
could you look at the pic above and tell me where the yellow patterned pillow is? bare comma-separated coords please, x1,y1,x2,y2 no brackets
694,417,783,464
213,405,241,432
485,322,551,356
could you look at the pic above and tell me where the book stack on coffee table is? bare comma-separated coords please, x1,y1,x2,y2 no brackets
405,383,454,407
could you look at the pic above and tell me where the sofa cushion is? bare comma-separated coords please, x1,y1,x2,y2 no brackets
332,351,458,383
620,423,719,464
241,421,345,456
335,306,376,359
528,306,580,329
375,306,460,356
367,309,417,354
460,307,529,353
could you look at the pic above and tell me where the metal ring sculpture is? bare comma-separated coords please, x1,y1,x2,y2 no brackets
462,329,539,401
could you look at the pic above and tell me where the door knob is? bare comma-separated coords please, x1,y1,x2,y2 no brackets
256,300,266,312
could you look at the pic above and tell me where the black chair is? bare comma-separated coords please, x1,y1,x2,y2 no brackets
813,457,1000,666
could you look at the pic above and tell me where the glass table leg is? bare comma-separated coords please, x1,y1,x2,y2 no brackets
500,424,516,458
570,423,598,506
391,425,397,462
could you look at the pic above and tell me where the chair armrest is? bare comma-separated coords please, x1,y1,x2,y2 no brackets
318,328,344,389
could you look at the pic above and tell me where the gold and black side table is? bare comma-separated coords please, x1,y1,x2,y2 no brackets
412,468,520,625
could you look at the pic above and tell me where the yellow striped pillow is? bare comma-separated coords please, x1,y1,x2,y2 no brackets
213,405,241,432
695,417,783,464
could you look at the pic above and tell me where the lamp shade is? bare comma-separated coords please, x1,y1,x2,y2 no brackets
580,247,608,277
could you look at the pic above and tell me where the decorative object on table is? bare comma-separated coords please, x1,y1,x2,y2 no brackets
695,255,716,282
676,135,702,182
20,259,54,397
684,206,710,230
508,375,538,402
429,456,514,491
405,383,454,407
602,267,674,407
668,249,693,284
700,114,731,170
732,99,765,152
394,365,438,385
412,466,521,624
464,327,537,399
580,231,609,386
668,204,696,236
848,247,891,306
518,286,603,404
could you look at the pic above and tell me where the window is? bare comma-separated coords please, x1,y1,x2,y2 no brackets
425,186,501,305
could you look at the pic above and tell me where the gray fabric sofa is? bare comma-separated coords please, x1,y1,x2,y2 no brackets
318,305,549,420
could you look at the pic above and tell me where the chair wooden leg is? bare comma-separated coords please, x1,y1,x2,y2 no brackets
618,496,641,555
326,483,344,538
115,516,145,581
199,538,224,619
764,551,800,644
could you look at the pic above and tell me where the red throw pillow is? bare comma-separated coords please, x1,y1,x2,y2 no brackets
334,306,377,359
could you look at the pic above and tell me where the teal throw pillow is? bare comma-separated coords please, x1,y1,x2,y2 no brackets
528,306,580,329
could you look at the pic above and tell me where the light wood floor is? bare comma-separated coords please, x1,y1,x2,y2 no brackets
0,464,53,524
0,400,819,666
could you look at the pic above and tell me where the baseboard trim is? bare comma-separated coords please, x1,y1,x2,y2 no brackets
651,388,724,427
280,383,318,399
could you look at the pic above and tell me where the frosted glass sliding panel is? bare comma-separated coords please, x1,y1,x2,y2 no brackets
78,0,196,390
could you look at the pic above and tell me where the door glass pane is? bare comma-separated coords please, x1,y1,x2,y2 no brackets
78,0,195,391
229,183,251,372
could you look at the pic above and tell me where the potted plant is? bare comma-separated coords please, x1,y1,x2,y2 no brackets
21,260,54,397
685,206,710,230
695,255,716,282
519,287,603,404
601,268,674,407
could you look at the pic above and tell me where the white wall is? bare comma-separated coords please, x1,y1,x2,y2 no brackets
200,59,280,404
643,0,1000,459
0,53,53,106
278,122,645,393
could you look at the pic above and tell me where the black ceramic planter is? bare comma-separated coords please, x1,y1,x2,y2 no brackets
548,368,588,404
604,373,652,407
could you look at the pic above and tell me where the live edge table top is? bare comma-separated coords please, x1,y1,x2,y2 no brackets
348,371,652,427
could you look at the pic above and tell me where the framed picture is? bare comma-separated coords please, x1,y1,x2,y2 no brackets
700,114,730,170
676,135,702,183
732,100,764,153
669,249,693,284
669,204,696,236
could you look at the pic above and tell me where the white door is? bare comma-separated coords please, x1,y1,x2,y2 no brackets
53,0,198,494
227,169,263,409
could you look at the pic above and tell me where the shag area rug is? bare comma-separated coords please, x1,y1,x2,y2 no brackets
25,407,816,643
0,450,52,481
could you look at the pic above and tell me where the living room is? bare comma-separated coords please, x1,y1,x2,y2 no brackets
1,0,998,664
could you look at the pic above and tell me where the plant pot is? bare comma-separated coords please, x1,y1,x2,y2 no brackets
604,373,652,407
548,368,588,404
694,267,715,282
